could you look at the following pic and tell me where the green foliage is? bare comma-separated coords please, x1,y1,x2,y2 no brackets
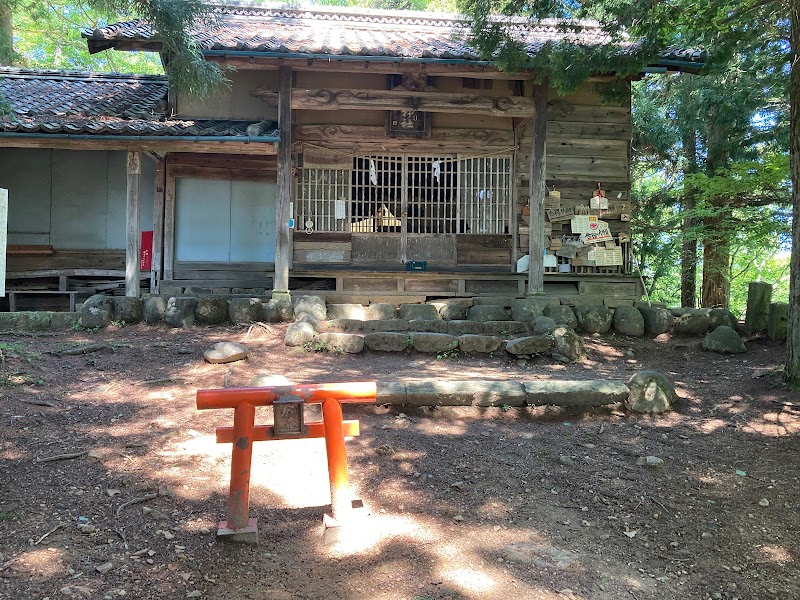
3,0,227,97
303,339,329,352
9,0,162,73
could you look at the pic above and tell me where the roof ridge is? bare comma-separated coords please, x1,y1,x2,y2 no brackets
203,2,605,31
0,66,166,83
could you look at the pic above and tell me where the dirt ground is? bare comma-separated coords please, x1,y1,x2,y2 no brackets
0,322,797,600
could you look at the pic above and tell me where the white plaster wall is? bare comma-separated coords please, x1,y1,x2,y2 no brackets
0,148,155,249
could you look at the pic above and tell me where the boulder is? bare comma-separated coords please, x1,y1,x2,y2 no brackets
297,313,322,332
328,319,363,332
143,296,167,324
249,374,292,387
326,304,366,320
671,307,710,317
481,321,531,336
511,298,552,322
473,296,516,307
543,304,578,329
457,334,502,354
263,296,293,323
408,319,449,333
702,326,747,354
229,298,263,324
204,341,248,364
81,294,113,329
626,371,677,413
710,308,738,329
294,295,327,321
112,297,143,324
532,316,557,335
551,326,585,362
398,303,439,321
164,297,198,328
613,305,645,337
673,308,712,334
638,307,673,337
524,380,629,406
505,336,552,356
284,321,315,347
363,319,409,332
195,298,229,325
445,320,486,335
574,304,613,334
410,332,458,353
364,332,411,352
366,303,397,320
315,332,365,354
467,305,512,322
436,302,468,321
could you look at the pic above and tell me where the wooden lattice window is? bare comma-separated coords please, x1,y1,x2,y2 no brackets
295,168,349,233
298,155,512,235
458,156,512,235
351,156,403,233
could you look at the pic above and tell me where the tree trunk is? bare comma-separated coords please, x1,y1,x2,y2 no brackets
701,205,731,308
680,130,698,308
786,0,800,389
701,122,731,309
0,1,12,66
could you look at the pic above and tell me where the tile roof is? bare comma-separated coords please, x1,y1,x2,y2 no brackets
0,67,277,137
84,2,699,66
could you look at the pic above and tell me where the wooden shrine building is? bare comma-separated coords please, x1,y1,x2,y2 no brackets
0,3,704,308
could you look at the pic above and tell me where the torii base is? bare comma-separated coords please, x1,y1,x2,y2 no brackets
321,500,370,545
217,518,259,545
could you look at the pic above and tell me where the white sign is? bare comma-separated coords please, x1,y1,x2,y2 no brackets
570,215,597,234
590,195,609,210
0,189,6,297
582,222,613,244
592,246,624,266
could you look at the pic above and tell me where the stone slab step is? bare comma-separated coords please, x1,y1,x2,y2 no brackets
377,379,630,407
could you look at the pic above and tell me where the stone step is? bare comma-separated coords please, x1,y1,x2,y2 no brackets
377,379,630,407
330,318,534,337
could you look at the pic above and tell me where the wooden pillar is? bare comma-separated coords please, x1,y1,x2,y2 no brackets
527,78,548,295
163,164,175,282
151,157,165,294
126,151,141,298
274,65,293,294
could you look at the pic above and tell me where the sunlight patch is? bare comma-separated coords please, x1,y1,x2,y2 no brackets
325,514,425,556
442,567,496,593
9,547,65,578
760,544,793,565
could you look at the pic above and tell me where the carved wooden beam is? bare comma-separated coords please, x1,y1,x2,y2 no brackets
252,88,534,117
294,125,516,147
211,56,528,79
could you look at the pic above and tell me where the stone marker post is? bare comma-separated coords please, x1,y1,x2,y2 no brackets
744,282,772,334
767,303,789,341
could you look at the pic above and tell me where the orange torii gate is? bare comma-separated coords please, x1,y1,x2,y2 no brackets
196,381,377,543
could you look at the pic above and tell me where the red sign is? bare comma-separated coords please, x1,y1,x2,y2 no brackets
140,231,153,271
